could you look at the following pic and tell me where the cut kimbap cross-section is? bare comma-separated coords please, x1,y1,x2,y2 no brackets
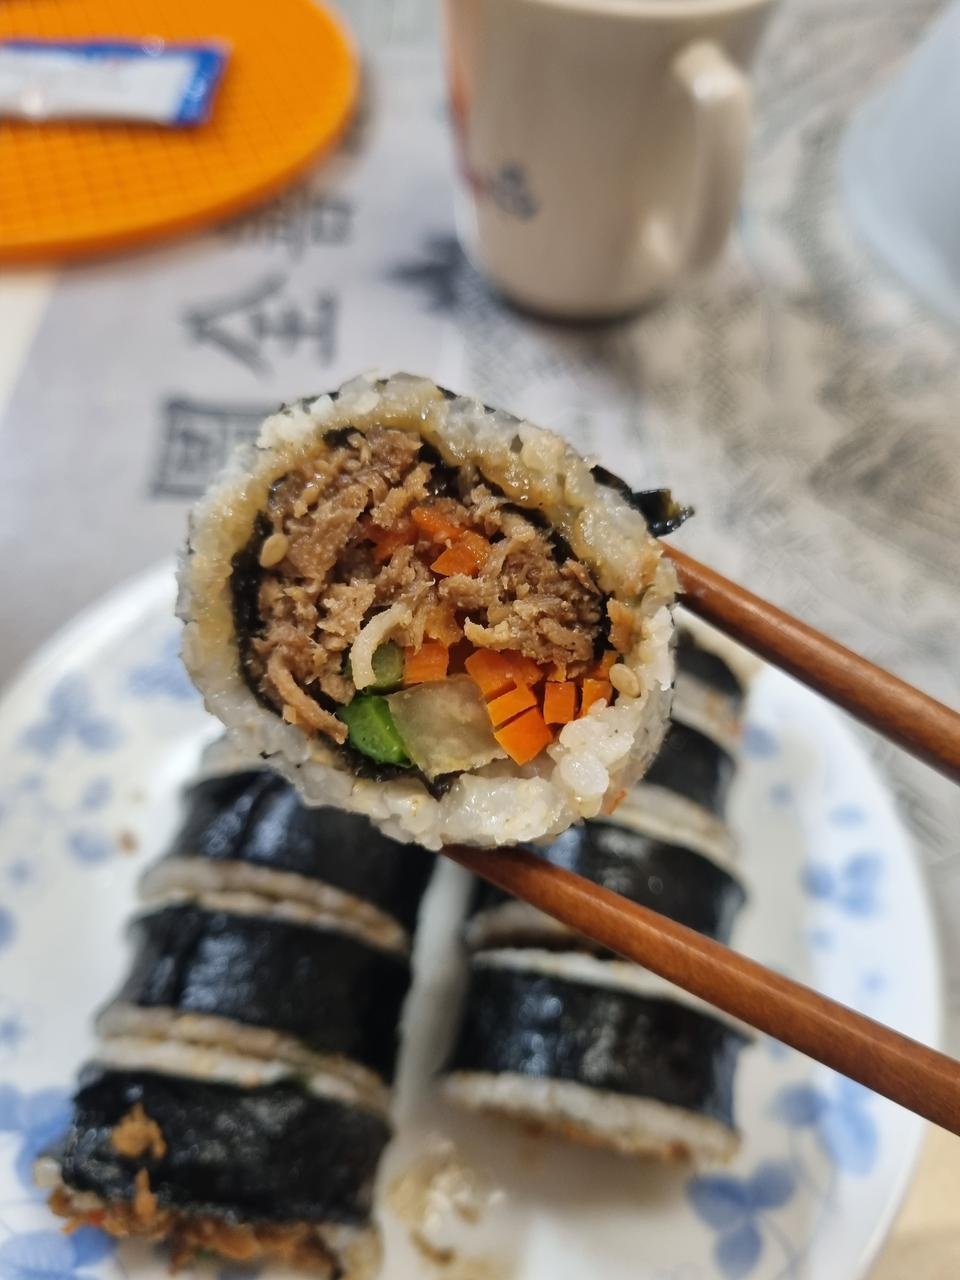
179,372,680,848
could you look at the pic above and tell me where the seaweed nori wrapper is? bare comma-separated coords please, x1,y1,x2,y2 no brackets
56,1066,390,1225
470,821,745,944
113,905,410,1081
164,772,434,933
446,965,747,1128
643,721,736,815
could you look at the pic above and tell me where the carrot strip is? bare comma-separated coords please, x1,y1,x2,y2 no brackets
465,650,516,698
411,505,463,543
403,641,450,685
464,649,544,697
580,678,613,716
543,680,577,725
368,524,415,564
458,529,491,568
494,707,554,765
501,651,544,688
487,684,537,727
431,542,481,577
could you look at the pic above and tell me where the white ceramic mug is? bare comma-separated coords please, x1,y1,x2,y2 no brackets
443,0,775,318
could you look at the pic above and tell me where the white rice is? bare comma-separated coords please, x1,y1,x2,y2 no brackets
465,900,575,951
442,1072,739,1163
91,1029,389,1114
474,947,749,1033
135,878,409,955
671,673,742,756
613,783,737,866
92,1024,389,1116
178,372,677,849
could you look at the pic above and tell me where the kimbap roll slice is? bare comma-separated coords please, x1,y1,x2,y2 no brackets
466,820,746,951
39,1065,389,1276
98,903,411,1096
179,372,679,849
613,777,735,866
140,769,435,952
642,719,736,817
618,621,750,842
671,618,756,756
443,950,749,1162
676,628,746,702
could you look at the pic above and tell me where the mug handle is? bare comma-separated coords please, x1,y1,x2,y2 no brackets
671,40,752,272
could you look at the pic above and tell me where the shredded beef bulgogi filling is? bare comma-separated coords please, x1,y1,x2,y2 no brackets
233,428,607,747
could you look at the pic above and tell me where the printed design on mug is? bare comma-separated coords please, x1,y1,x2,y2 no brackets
466,161,539,219
448,77,538,220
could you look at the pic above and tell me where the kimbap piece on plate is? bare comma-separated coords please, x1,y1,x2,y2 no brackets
38,1062,388,1277
613,623,749,861
178,372,683,848
140,767,435,951
465,820,746,952
671,626,748,749
97,902,412,1108
442,950,749,1162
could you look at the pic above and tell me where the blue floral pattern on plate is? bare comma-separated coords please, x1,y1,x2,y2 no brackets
0,1086,71,1195
19,678,123,759
0,1227,115,1280
772,1077,877,1177
125,635,198,705
801,855,883,917
688,1162,796,1278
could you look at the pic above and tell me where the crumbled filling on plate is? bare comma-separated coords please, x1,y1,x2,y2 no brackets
110,1103,166,1160
50,1188,345,1274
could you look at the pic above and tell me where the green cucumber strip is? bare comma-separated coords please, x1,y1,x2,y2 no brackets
337,694,412,766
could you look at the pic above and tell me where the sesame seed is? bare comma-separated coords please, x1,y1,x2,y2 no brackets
259,532,290,568
609,663,640,698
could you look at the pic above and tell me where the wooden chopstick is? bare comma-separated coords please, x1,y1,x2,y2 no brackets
444,843,960,1135
662,544,960,783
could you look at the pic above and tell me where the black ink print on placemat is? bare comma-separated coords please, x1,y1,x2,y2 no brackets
389,233,466,313
220,193,354,260
151,399,270,499
183,275,338,375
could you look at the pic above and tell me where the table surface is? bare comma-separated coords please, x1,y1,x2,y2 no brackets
0,0,957,1271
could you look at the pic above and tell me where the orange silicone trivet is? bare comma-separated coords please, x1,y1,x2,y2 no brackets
0,0,358,262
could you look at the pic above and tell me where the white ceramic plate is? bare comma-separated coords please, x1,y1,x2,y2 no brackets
0,565,942,1280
